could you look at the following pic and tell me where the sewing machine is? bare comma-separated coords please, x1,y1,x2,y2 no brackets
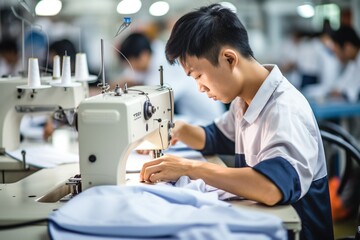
0,83,302,240
77,84,174,190
0,77,87,173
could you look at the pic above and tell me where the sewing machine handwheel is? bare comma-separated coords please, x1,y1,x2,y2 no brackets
144,100,156,120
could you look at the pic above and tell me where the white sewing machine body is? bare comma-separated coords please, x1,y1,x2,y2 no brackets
77,85,174,190
0,77,87,153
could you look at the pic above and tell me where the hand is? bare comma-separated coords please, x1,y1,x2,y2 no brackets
136,149,151,155
43,118,54,141
170,120,187,146
140,154,196,183
329,90,343,99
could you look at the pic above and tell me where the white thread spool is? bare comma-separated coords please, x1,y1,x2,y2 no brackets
61,56,72,85
53,55,61,79
27,58,41,88
75,53,89,80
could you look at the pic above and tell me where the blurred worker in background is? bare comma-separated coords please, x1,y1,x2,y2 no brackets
301,19,341,102
327,25,360,222
0,37,21,77
280,19,341,102
116,32,225,125
328,25,360,102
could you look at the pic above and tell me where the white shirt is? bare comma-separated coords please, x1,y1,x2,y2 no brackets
332,51,360,102
215,65,327,197
302,38,341,100
201,65,332,238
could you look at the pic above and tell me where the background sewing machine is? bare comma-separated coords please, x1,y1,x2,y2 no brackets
0,76,87,182
77,84,174,190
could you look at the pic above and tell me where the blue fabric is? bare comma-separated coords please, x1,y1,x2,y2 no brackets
253,157,334,240
292,177,334,240
201,123,235,155
253,157,301,204
48,185,287,240
235,154,248,168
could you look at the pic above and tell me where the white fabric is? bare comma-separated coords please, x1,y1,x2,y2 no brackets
48,184,286,240
214,65,327,198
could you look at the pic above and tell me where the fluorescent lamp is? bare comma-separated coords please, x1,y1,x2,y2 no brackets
297,3,315,18
117,0,142,15
149,1,169,17
35,0,62,16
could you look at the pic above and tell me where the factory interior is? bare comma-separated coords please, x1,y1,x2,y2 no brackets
0,0,360,239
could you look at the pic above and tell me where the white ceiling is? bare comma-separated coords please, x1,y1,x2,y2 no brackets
2,0,353,19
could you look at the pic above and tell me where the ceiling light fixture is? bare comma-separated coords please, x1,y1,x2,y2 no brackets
117,0,142,15
149,1,169,17
297,3,315,18
35,0,62,16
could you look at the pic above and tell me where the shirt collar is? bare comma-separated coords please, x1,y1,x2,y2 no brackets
242,64,283,124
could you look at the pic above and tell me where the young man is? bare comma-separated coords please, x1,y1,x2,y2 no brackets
140,4,333,240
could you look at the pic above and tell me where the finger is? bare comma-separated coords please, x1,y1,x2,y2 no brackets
142,164,163,182
139,158,164,180
170,138,178,146
136,149,150,155
149,173,161,183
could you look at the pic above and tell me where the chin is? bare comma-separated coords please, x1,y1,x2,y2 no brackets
221,97,235,104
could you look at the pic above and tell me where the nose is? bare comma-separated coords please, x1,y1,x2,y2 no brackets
197,82,208,93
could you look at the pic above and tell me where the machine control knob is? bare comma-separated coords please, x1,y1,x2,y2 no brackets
168,122,175,129
144,101,156,120
114,84,123,96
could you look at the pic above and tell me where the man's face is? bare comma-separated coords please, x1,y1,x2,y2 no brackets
180,51,243,104
331,42,348,64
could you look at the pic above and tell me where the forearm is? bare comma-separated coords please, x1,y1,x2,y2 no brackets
188,162,283,206
177,123,206,150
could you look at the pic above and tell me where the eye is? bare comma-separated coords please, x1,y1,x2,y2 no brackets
195,74,202,80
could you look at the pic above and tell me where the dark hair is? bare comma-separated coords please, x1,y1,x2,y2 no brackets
50,39,77,58
330,25,360,48
119,32,152,61
165,4,254,66
0,38,18,54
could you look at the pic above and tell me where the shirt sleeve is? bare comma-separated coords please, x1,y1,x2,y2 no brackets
200,123,235,155
251,101,321,201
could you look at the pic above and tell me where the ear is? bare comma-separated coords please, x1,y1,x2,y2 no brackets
221,49,238,69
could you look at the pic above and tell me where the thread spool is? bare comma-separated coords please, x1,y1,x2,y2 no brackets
28,58,41,88
50,55,80,88
16,58,51,90
61,56,72,85
53,55,61,79
75,53,89,80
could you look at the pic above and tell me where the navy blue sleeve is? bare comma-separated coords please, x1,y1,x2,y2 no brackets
200,123,235,155
252,157,301,204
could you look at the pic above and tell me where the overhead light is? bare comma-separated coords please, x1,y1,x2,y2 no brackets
117,0,142,15
219,2,237,13
149,1,169,17
35,0,62,16
297,3,315,18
